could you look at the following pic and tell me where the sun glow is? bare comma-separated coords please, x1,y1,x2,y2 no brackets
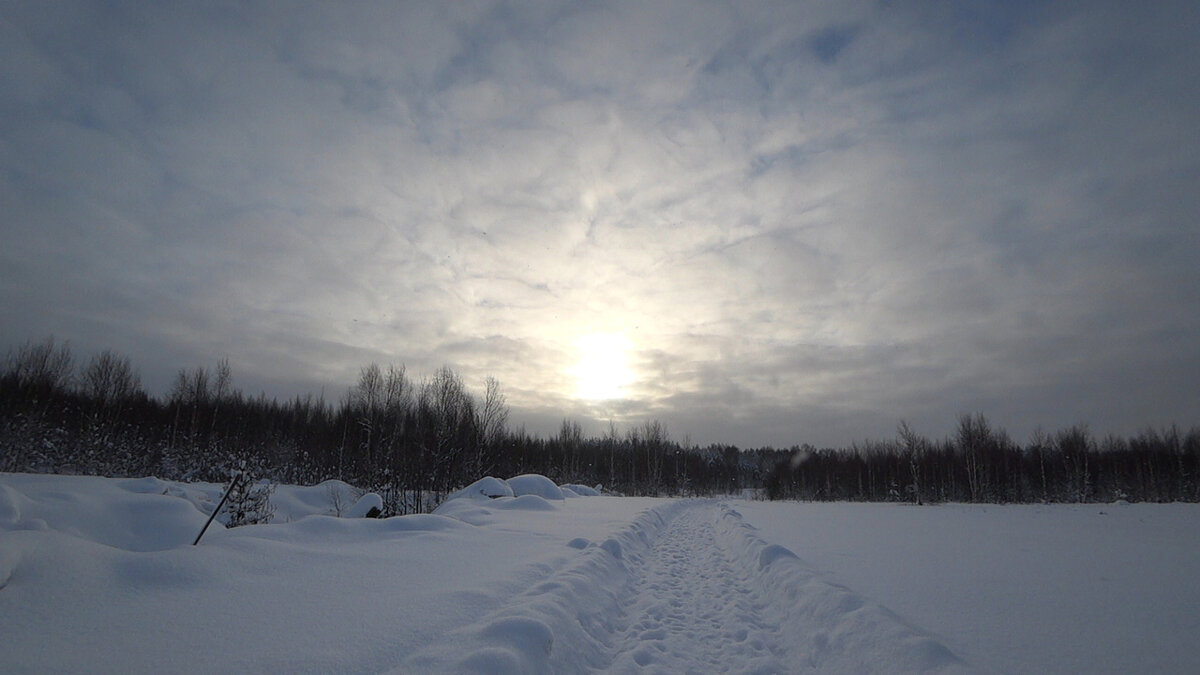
570,333,634,400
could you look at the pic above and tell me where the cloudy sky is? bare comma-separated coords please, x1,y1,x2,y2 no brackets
2,1,1197,448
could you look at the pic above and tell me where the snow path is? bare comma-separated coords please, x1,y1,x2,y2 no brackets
605,503,790,673
399,500,973,674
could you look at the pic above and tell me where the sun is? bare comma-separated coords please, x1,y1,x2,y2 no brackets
570,333,634,400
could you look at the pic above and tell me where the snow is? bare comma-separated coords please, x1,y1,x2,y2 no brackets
506,473,566,500
445,476,514,501
734,500,1200,675
2,471,1198,674
345,492,383,518
562,483,602,497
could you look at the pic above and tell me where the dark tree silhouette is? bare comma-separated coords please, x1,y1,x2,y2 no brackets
1,337,1196,509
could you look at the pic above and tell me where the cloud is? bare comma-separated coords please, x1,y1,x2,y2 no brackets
1,0,1197,447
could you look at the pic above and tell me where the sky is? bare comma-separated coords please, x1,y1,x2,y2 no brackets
2,0,1198,449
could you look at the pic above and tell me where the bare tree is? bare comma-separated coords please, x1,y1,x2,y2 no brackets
957,413,992,502
1028,427,1051,501
558,419,583,480
79,349,142,432
80,349,140,402
349,362,386,471
476,376,508,477
4,336,74,399
1056,425,1093,502
420,366,477,495
170,365,211,449
640,420,668,494
210,357,232,434
604,420,619,491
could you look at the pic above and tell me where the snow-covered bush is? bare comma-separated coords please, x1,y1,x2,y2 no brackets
223,473,275,528
327,482,351,516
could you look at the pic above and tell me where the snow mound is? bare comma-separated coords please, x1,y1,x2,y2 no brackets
446,476,515,501
435,477,565,522
0,474,211,552
268,479,360,520
0,483,28,525
599,537,622,559
346,492,382,518
758,543,798,569
439,476,586,507
467,616,556,673
506,474,564,500
560,483,601,496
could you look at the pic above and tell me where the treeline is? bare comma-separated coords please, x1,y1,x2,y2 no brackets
765,414,1200,504
0,337,767,512
2,337,1197,509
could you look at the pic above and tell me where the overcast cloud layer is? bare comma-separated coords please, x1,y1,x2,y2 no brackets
2,1,1198,448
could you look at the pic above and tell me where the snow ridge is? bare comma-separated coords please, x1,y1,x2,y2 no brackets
712,504,974,674
398,499,974,674
396,499,690,673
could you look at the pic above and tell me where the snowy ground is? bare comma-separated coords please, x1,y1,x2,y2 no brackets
734,500,1200,675
2,473,1197,674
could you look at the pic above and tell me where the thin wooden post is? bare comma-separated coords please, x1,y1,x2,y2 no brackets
192,472,242,545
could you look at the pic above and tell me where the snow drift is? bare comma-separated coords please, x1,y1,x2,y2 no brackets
505,474,566,500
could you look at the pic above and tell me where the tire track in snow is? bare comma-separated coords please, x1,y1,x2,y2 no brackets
605,503,790,673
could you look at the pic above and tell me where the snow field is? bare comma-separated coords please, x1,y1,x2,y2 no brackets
5,473,1198,674
734,500,1200,675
